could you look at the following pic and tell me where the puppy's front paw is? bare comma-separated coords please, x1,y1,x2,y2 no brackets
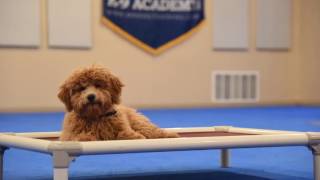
117,131,146,140
163,131,180,138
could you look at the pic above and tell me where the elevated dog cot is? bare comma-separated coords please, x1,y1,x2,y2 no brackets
0,126,320,180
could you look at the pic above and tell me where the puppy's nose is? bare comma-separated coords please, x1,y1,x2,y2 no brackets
87,94,96,102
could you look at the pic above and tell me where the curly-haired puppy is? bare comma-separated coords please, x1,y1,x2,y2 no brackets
58,65,179,141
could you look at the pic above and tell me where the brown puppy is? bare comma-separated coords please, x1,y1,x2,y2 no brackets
58,65,179,141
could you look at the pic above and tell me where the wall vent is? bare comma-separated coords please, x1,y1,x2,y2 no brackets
212,71,259,103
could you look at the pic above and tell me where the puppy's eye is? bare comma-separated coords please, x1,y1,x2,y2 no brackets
78,86,86,91
95,84,102,88
74,86,86,92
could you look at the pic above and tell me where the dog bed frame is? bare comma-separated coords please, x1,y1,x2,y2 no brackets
0,126,319,180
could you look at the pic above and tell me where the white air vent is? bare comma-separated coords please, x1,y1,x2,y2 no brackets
212,71,259,103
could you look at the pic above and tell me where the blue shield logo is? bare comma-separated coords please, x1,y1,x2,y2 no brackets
102,0,205,55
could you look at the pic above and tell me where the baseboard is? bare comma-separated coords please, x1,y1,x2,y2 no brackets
0,107,65,113
130,101,298,109
0,100,319,113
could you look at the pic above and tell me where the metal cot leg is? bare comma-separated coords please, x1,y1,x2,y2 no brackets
54,168,69,180
221,149,230,168
52,151,75,180
310,145,320,180
315,153,320,180
0,147,7,180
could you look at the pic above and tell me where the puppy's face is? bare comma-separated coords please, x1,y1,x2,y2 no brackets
58,66,123,119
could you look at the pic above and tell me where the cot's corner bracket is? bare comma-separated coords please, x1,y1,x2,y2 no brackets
48,141,82,168
309,144,320,156
48,142,82,180
52,151,75,168
307,132,320,155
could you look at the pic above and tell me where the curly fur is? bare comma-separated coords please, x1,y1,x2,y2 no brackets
59,65,179,141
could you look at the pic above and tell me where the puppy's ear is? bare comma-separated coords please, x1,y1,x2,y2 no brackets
58,84,73,112
109,75,124,104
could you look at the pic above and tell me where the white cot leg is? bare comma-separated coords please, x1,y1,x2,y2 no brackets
54,168,68,180
0,147,7,180
52,151,75,180
314,152,320,180
310,144,320,180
